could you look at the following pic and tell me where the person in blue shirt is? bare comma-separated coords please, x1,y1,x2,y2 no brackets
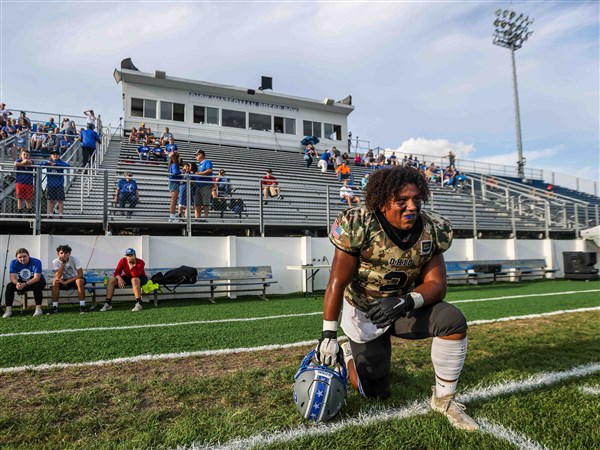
165,136,178,158
59,135,70,154
136,140,150,160
150,141,167,162
80,123,101,167
3,248,47,318
178,162,197,218
40,150,70,218
168,154,182,222
114,172,139,217
318,150,331,174
45,117,58,131
194,150,213,219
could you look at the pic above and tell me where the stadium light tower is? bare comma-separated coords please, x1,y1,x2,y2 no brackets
492,8,534,179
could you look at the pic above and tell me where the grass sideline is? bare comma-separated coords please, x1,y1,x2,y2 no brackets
0,279,599,449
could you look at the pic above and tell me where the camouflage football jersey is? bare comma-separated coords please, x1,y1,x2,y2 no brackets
329,207,453,311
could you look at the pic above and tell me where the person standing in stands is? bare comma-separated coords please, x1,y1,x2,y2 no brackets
50,244,87,314
165,136,178,158
100,248,148,312
83,109,97,129
80,123,101,167
40,150,70,219
14,149,35,215
318,149,331,174
194,150,213,220
2,248,46,318
168,153,183,222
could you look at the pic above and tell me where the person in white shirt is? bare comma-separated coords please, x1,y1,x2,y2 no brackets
339,179,361,208
50,244,87,314
83,109,97,129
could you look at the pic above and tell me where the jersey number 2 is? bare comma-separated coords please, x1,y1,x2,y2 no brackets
380,271,409,292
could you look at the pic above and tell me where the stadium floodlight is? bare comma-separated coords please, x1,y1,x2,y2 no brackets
493,8,534,179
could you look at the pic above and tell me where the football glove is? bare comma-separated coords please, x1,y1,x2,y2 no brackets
315,330,340,366
365,294,415,328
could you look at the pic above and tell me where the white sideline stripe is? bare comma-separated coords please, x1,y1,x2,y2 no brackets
1,307,599,374
477,418,549,450
180,363,600,450
450,289,600,304
2,288,599,339
579,385,600,395
0,312,323,338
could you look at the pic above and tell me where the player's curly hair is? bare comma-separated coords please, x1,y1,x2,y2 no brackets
365,166,430,211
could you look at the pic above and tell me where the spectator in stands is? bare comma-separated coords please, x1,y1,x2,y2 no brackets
12,130,27,161
545,184,555,197
14,150,35,215
0,103,11,124
80,123,101,167
40,150,70,218
339,179,361,208
138,121,147,136
425,163,438,183
2,118,17,136
448,150,456,169
145,127,155,144
360,172,370,191
485,176,498,191
160,127,173,146
43,131,58,153
45,117,58,131
364,148,375,166
332,146,343,168
303,144,315,168
83,109,97,129
59,133,70,154
100,248,147,312
128,127,140,144
178,162,197,218
30,128,46,151
19,111,31,130
318,149,331,174
60,117,70,133
211,168,233,214
388,152,398,166
150,141,167,162
353,153,362,166
165,136,178,158
50,244,87,314
2,248,46,318
442,166,456,188
115,171,139,217
336,161,354,184
261,168,283,204
136,139,150,160
194,150,213,219
168,154,183,222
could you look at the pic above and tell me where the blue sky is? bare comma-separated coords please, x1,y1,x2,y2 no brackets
2,0,598,186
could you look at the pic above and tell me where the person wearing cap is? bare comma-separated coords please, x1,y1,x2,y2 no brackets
80,123,101,167
39,150,70,219
261,169,283,204
136,139,150,160
150,140,167,162
100,248,148,312
115,172,139,217
194,150,213,219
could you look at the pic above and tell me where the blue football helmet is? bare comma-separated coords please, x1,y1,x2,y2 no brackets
292,349,348,422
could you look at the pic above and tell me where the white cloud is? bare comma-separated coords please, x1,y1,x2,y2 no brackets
389,137,476,161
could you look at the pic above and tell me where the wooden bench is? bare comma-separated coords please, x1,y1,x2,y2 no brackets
151,265,276,306
446,259,557,284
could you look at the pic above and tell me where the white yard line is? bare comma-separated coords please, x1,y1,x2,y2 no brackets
2,289,599,339
477,418,550,450
180,362,600,450
1,307,599,374
578,385,600,395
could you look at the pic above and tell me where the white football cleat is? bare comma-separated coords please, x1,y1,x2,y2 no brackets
431,387,479,431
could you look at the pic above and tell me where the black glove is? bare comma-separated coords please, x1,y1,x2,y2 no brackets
365,294,415,328
315,330,340,366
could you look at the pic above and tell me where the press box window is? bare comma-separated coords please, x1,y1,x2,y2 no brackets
303,120,321,138
193,106,219,125
324,123,342,141
274,117,296,134
249,113,271,131
222,109,246,129
131,98,156,119
160,102,185,122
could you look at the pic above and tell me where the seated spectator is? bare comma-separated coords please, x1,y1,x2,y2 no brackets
339,179,361,208
150,141,167,161
115,172,139,217
545,183,555,197
425,163,437,183
30,129,46,151
145,127,155,144
360,172,370,190
50,244,87,314
59,134,70,154
318,149,331,174
45,117,58,131
136,140,150,160
387,152,398,166
375,153,386,168
212,169,233,215
14,150,35,215
19,111,31,130
160,127,173,146
364,148,375,166
40,150,70,218
2,248,46,318
486,176,498,191
100,248,147,312
60,117,71,133
442,166,456,188
165,136,178,158
332,146,343,168
261,169,283,204
353,153,362,166
336,161,354,183
2,118,17,136
43,131,58,153
128,127,140,144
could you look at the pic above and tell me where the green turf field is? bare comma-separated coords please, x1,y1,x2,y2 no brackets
0,279,598,449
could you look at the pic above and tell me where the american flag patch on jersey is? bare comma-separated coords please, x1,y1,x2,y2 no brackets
331,218,343,239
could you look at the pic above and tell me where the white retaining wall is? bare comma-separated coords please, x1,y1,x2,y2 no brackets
0,235,596,295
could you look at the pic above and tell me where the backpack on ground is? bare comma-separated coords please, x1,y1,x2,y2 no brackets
151,265,198,291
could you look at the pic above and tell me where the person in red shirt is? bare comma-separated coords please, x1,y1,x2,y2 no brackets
100,248,148,312
261,169,284,205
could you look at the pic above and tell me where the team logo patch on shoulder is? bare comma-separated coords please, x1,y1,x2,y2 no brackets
420,240,432,255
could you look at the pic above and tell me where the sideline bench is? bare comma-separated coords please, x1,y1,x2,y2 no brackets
16,266,276,309
446,259,557,284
